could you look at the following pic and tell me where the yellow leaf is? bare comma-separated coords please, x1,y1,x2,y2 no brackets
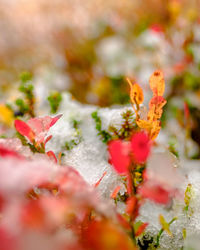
184,183,194,207
159,215,172,236
0,104,14,126
136,119,152,130
147,106,156,122
127,78,144,105
149,96,167,110
149,122,161,140
137,110,162,140
182,228,186,239
149,70,165,96
150,105,163,121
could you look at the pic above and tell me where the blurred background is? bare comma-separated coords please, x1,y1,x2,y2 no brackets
0,0,200,104
1,0,200,157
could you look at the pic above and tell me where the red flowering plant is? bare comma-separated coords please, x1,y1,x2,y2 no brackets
106,71,180,244
14,114,62,161
108,132,151,241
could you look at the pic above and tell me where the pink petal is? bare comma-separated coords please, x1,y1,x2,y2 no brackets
27,118,43,134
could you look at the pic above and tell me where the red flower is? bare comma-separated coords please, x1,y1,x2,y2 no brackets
131,132,150,164
108,140,130,174
14,114,62,145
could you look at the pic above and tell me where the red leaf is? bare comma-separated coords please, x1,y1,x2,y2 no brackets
94,171,107,188
44,135,52,146
108,140,130,174
127,172,133,195
126,196,137,215
184,102,190,120
135,223,148,237
111,186,121,199
14,120,35,142
50,114,62,127
131,132,150,164
139,183,170,204
46,151,57,163
116,213,131,230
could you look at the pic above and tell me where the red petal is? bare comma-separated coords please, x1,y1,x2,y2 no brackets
139,183,170,204
50,114,62,127
108,140,130,174
14,120,35,142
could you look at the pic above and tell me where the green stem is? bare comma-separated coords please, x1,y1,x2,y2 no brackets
155,217,177,248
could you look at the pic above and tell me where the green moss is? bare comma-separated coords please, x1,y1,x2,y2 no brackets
48,91,62,114
91,110,112,143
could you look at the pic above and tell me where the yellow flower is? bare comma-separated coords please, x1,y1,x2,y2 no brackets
0,104,14,126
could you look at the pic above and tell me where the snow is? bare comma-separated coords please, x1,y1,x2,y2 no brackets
45,93,200,249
